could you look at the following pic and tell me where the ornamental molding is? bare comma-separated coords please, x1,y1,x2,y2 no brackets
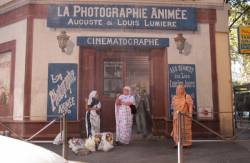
0,0,225,15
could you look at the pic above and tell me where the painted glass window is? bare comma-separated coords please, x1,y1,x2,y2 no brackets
103,61,123,97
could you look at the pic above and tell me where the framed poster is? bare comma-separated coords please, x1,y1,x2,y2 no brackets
47,63,77,120
168,64,197,118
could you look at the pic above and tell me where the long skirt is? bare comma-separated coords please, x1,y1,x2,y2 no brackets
85,110,100,137
171,115,192,146
115,105,133,144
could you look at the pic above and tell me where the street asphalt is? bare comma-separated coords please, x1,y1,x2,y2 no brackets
36,122,250,163
38,137,250,163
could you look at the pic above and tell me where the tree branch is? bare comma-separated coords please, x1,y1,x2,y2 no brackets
229,6,250,29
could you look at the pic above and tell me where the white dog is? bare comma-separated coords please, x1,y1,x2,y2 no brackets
85,132,114,152
84,136,96,152
56,132,114,154
68,138,85,154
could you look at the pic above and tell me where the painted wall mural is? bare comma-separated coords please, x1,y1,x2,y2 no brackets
47,63,77,120
0,52,11,106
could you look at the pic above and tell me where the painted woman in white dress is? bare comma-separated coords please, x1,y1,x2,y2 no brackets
115,86,135,145
86,90,101,138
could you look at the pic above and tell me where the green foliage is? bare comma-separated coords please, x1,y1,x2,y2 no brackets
229,0,250,84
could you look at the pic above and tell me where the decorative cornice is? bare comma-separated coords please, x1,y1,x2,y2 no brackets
0,0,30,15
0,0,225,15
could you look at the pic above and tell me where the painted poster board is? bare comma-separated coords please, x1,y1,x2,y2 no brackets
47,63,77,120
168,64,197,118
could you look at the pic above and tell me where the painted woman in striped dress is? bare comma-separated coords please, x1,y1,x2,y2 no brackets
115,86,135,145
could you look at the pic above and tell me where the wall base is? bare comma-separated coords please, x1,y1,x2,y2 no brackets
0,119,221,140
0,120,82,140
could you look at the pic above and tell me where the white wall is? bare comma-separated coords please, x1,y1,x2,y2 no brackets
31,18,213,120
167,24,213,115
31,19,79,120
0,19,27,120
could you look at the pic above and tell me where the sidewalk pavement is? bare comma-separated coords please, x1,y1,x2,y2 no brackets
38,138,250,163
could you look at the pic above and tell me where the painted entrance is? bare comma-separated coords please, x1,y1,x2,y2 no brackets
79,48,168,136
